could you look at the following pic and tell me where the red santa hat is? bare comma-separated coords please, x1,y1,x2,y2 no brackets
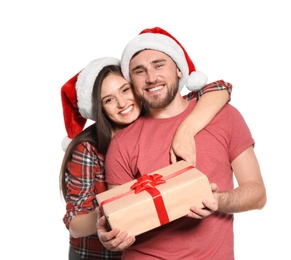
60,57,120,151
121,27,207,91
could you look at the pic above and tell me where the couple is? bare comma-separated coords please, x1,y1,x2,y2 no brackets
60,27,266,260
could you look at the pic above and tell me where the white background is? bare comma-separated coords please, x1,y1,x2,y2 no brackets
1,1,290,259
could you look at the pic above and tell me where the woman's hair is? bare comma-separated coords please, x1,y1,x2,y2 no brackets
59,65,123,200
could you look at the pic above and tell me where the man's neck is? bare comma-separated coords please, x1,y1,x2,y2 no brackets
148,95,189,119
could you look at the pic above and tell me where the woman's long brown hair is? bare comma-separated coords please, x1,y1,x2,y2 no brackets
59,65,123,200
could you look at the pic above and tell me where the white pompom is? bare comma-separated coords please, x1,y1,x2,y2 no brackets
62,136,72,152
186,71,208,91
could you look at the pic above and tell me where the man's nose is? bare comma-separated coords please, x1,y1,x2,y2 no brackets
146,69,158,84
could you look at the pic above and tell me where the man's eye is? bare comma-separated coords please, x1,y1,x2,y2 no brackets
135,69,144,74
156,63,164,68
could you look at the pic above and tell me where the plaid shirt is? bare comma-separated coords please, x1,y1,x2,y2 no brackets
184,79,232,101
63,80,232,259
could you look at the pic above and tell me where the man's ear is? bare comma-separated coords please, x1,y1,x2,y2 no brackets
177,68,183,79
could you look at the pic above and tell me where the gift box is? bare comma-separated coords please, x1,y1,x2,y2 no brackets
96,160,214,237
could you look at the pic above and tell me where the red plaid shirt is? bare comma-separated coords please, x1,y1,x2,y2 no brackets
63,80,232,259
184,79,232,101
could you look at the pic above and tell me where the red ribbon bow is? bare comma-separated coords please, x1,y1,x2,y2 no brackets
130,174,166,194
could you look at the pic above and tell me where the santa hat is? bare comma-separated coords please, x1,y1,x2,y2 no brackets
121,27,207,91
61,57,120,151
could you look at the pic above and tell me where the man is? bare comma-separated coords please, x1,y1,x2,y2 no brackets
97,27,266,259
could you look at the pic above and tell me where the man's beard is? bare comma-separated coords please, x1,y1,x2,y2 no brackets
136,82,179,109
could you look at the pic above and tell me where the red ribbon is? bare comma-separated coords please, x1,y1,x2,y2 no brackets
130,173,166,193
130,173,168,225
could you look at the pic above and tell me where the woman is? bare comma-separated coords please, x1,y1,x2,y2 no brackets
60,57,232,259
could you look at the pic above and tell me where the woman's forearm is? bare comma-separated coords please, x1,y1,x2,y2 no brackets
69,211,97,238
183,89,230,135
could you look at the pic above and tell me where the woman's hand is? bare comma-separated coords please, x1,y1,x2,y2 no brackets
170,122,196,166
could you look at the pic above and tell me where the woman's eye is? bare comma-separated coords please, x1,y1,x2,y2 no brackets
123,87,131,93
104,98,113,104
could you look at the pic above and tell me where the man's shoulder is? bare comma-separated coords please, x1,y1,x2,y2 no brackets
218,103,240,115
212,103,245,126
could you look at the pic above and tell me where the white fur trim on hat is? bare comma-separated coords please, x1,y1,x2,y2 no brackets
62,136,72,152
186,71,208,91
76,57,120,120
121,33,189,91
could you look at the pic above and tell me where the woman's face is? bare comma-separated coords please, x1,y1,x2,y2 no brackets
101,73,142,128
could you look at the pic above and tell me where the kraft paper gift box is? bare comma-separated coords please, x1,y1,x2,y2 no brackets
96,160,214,237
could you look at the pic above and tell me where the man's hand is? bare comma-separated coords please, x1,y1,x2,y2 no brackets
96,208,136,251
187,183,219,219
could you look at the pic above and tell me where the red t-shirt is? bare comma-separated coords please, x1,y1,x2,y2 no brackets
105,100,254,260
